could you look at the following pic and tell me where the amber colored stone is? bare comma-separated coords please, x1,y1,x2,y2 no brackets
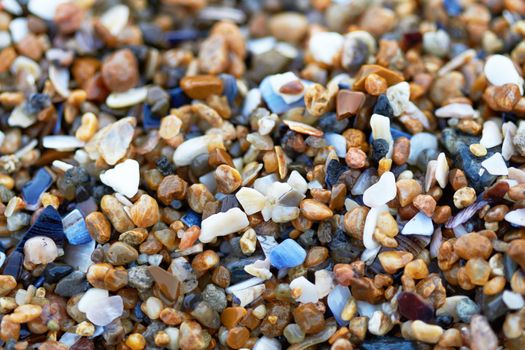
329,183,346,211
139,234,163,254
304,246,329,268
85,211,111,243
364,73,388,96
160,307,184,326
214,164,242,194
300,199,333,221
72,57,101,87
208,148,234,168
396,179,422,207
260,302,292,337
453,232,492,260
351,277,384,304
119,228,148,246
16,34,43,61
157,175,188,205
432,205,452,224
293,303,325,334
212,265,231,288
180,75,224,100
191,250,219,273
0,47,16,73
392,137,410,165
336,90,365,120
100,195,135,233
148,266,181,301
179,226,201,250
334,264,358,286
101,49,139,92
352,64,404,91
221,307,247,329
507,239,525,269
404,259,429,280
413,194,436,217
130,195,160,228
378,251,414,274
225,327,249,349
449,169,468,191
104,268,128,292
239,310,260,330
85,73,110,102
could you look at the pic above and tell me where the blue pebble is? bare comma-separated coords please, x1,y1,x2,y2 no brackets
169,87,191,107
390,127,412,140
22,168,54,210
443,0,462,16
269,239,306,269
181,210,202,227
62,209,92,245
33,275,45,288
165,29,200,46
53,102,63,134
328,285,351,326
220,74,238,105
259,76,306,114
142,104,161,129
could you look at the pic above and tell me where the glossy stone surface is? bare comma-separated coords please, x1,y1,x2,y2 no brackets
269,239,306,269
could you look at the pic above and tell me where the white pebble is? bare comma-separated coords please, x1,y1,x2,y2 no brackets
315,269,335,299
0,31,11,49
43,135,85,151
363,171,396,208
99,159,140,198
324,133,347,158
502,291,525,310
290,276,319,304
435,152,449,188
235,187,266,215
8,104,36,128
481,152,508,176
49,65,71,98
435,103,475,118
484,54,524,95
309,32,344,65
173,134,221,166
9,17,28,44
480,120,502,148
100,5,130,36
287,170,308,194
370,114,393,158
106,87,147,109
2,0,22,15
28,0,67,20
363,205,389,249
505,208,525,226
78,289,109,313
402,212,434,236
386,82,410,116
200,208,249,243
242,88,262,117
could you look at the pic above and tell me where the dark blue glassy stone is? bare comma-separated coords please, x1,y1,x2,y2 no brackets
325,159,347,189
169,88,191,108
390,127,412,140
181,210,202,227
142,104,161,129
361,337,417,350
62,209,92,245
165,29,200,46
3,251,23,279
16,206,65,252
220,74,238,105
33,275,45,288
53,102,63,134
22,168,54,210
373,94,394,118
44,263,74,283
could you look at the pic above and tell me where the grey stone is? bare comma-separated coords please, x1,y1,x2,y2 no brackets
202,284,227,312
54,271,90,297
128,265,153,290
456,297,480,323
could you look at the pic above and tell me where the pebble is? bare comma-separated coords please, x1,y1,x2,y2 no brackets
401,212,434,235
484,54,524,95
55,271,89,297
200,208,249,243
386,82,410,116
101,49,139,92
363,171,396,208
269,239,306,269
99,159,140,198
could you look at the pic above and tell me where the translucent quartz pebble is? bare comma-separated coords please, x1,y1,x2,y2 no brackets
363,171,396,208
78,288,109,312
63,239,96,272
200,208,249,243
484,54,524,95
284,324,305,344
99,159,140,198
289,276,318,304
86,295,124,326
328,285,351,325
269,239,306,269
402,212,434,235
21,168,54,210
62,209,92,245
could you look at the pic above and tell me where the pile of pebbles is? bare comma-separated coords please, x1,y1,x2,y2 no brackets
2,0,525,349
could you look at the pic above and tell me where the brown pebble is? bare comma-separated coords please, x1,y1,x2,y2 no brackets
130,195,160,228
392,137,410,165
413,194,436,217
214,164,242,194
336,90,365,120
226,327,250,349
54,2,84,34
345,147,367,169
180,75,224,100
157,175,188,205
449,169,468,191
101,49,139,92
100,195,135,233
364,73,388,96
508,239,525,269
454,232,493,260
396,179,422,207
293,303,325,334
300,199,333,221
85,211,111,243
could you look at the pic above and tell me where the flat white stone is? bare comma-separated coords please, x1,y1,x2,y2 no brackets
287,170,308,194
309,32,344,65
8,104,36,128
100,4,130,36
271,205,300,223
290,276,319,304
502,126,516,160
315,269,335,299
481,152,508,176
43,136,85,151
200,208,249,243
480,120,502,148
242,88,262,117
99,159,140,198
484,54,524,95
269,72,304,104
386,82,410,116
236,187,266,215
435,152,449,188
363,172,396,208
11,56,41,80
85,295,123,326
28,0,67,20
435,103,475,118
505,208,525,226
106,87,147,109
78,288,109,313
509,167,525,184
363,205,389,249
231,284,265,307
502,290,525,310
244,259,272,280
325,133,347,158
370,114,393,158
425,160,438,192
173,134,220,166
402,212,434,235
9,17,28,43
49,65,70,98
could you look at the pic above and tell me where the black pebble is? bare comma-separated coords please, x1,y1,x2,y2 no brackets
371,138,389,162
44,263,74,284
373,94,394,118
156,156,173,176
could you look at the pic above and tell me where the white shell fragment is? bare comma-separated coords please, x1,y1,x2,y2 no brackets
370,114,393,158
309,32,344,65
481,152,508,176
106,87,147,109
363,172,396,208
200,208,249,243
173,134,221,166
502,122,517,160
363,205,389,249
231,284,265,307
484,54,524,95
8,104,36,128
236,187,266,215
287,170,308,194
43,136,85,151
100,5,130,36
505,208,525,226
435,103,475,118
435,152,449,188
480,120,502,148
325,133,347,158
402,212,434,236
99,159,140,198
315,270,335,299
49,65,71,98
290,276,319,304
